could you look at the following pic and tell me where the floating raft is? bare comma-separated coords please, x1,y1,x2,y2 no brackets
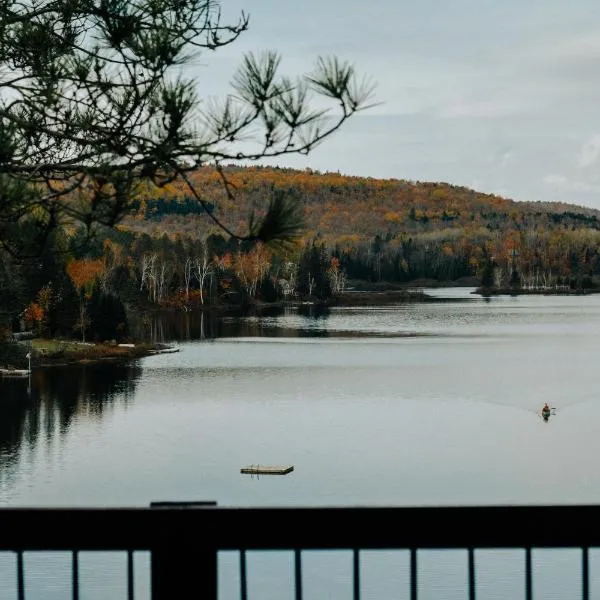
241,465,294,475
0,369,30,377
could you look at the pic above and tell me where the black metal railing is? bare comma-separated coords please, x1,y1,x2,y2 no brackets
1,503,599,600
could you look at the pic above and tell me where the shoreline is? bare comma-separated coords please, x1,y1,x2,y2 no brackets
4,341,179,371
6,284,598,370
474,287,600,296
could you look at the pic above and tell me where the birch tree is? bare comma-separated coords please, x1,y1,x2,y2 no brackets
194,241,214,305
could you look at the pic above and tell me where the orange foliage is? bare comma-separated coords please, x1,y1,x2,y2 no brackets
67,258,105,294
215,252,233,271
23,302,44,327
113,164,600,284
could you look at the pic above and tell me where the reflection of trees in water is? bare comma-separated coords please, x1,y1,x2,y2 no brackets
297,304,330,319
36,363,141,426
130,305,333,341
130,310,224,342
0,378,35,498
294,304,331,337
0,364,141,497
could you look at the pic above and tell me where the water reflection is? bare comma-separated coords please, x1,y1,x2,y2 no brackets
130,305,333,342
130,309,225,342
1,289,599,599
297,303,331,319
130,296,511,344
0,363,142,498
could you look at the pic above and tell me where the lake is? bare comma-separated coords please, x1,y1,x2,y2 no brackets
2,287,600,599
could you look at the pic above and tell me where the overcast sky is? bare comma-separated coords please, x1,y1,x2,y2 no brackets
194,0,600,210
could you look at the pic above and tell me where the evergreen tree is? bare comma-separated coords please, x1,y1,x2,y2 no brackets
46,274,80,338
0,0,375,257
509,267,521,289
87,289,128,342
480,258,496,289
297,242,332,301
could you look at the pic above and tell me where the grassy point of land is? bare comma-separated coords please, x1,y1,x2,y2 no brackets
29,339,172,367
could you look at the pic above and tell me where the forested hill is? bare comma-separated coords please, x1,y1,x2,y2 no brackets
123,165,600,247
4,165,600,344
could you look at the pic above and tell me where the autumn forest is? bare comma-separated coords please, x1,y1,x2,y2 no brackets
2,165,600,344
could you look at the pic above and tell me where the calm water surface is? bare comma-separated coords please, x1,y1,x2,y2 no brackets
2,288,600,599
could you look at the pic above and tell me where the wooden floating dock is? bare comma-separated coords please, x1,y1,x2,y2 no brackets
0,369,30,377
240,465,294,475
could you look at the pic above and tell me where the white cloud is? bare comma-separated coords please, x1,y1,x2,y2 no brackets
543,173,600,194
498,150,514,168
543,30,600,63
438,96,525,119
577,134,600,168
183,0,600,210
543,174,568,185
572,180,600,194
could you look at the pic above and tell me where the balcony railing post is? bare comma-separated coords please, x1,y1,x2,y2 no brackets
150,501,218,600
151,544,217,600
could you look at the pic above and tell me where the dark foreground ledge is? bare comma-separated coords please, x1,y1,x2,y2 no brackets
1,504,599,600
1,503,599,550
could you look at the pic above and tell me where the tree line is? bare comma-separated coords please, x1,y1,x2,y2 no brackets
0,227,344,343
3,204,600,349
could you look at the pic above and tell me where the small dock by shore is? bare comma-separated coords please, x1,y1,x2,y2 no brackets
148,346,180,355
0,368,30,377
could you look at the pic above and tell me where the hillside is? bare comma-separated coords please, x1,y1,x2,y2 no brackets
109,165,600,292
120,165,600,248
4,166,600,339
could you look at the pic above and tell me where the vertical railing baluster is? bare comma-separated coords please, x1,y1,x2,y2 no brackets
468,547,476,600
127,550,134,600
72,550,79,600
149,501,218,600
410,548,417,600
582,547,589,600
294,549,302,600
525,547,532,600
151,544,217,600
239,549,247,600
353,548,360,600
16,550,24,600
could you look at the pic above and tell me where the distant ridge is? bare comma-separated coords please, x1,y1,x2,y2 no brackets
124,165,600,245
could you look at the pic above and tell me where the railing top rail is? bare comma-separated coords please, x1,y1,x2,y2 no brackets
1,504,599,551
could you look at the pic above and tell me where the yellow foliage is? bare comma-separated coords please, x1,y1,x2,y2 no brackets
383,212,402,223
